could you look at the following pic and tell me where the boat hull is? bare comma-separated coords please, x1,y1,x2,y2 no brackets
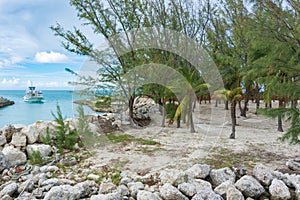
24,97,44,103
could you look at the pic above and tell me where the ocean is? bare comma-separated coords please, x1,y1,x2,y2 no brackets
0,90,97,128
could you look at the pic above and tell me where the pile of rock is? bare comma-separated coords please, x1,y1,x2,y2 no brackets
1,149,300,200
0,118,300,199
0,115,114,168
0,97,14,108
133,96,155,127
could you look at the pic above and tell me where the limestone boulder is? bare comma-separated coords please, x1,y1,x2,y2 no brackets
209,167,236,186
269,179,291,200
185,164,211,179
2,146,27,166
253,163,274,186
26,144,53,158
159,183,189,200
22,121,55,144
235,175,265,198
0,151,8,173
286,158,300,172
11,132,27,147
159,169,188,187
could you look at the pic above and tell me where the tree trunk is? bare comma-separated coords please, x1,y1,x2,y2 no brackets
215,100,218,107
225,100,229,110
277,115,283,132
240,98,248,117
255,97,260,115
176,115,181,128
277,99,284,132
190,111,195,133
129,96,135,126
158,98,163,115
161,105,166,127
230,101,236,139
238,101,242,116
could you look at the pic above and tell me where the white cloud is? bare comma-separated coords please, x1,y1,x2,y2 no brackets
1,77,20,85
35,51,68,63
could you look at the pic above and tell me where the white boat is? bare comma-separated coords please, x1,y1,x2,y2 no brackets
24,86,44,103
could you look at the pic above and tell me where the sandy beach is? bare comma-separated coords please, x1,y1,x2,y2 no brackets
88,100,300,174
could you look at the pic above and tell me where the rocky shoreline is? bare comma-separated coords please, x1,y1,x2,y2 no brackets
0,116,300,199
0,97,14,108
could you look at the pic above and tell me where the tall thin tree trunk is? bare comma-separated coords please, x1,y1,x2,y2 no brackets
190,111,195,133
129,96,135,126
177,115,181,128
255,97,260,114
238,101,242,116
215,100,218,107
230,101,236,139
277,99,284,132
240,98,248,117
225,100,229,110
161,104,166,127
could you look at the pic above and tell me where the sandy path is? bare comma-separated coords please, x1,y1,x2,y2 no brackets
89,101,300,173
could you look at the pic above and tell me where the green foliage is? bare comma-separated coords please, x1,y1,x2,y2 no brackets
95,96,111,108
48,104,80,153
28,150,43,165
259,108,300,144
106,133,159,145
164,103,179,119
110,172,121,185
42,127,52,145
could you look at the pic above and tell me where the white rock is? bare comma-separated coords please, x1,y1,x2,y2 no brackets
26,144,52,158
235,175,265,198
226,186,244,200
11,132,27,147
117,185,130,197
22,121,54,144
128,182,144,198
90,192,122,200
0,151,8,173
40,178,59,187
253,163,274,186
192,188,223,200
188,178,212,192
185,164,211,179
137,190,160,200
2,146,27,166
44,185,81,200
269,179,291,200
209,167,236,186
214,180,234,197
159,169,188,186
286,159,300,171
40,165,59,173
0,133,7,146
18,179,35,194
159,183,188,200
178,182,197,197
99,182,117,194
0,182,18,198
74,180,98,198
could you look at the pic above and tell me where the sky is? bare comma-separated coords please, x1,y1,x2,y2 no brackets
0,0,98,90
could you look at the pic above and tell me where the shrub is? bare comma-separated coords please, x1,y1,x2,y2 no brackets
28,150,43,165
47,104,80,153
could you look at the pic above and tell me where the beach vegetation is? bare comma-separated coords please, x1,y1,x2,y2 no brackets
28,150,43,165
105,133,159,146
46,104,81,153
51,0,300,143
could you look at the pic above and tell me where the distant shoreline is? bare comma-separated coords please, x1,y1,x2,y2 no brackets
0,96,14,108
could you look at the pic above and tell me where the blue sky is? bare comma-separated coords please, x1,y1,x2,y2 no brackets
0,0,97,90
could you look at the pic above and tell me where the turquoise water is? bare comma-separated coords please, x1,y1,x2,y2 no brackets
0,90,96,128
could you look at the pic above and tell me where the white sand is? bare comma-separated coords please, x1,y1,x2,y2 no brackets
89,101,300,173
